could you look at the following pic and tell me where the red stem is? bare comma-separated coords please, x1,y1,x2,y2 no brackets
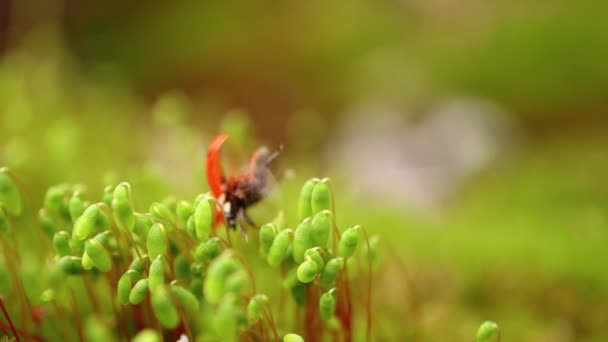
0,297,20,342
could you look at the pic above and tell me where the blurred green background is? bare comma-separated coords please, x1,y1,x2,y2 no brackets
1,0,607,340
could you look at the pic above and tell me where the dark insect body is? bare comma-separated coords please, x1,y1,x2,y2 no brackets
206,133,280,232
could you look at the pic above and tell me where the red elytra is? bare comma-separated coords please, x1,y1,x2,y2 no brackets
205,133,279,230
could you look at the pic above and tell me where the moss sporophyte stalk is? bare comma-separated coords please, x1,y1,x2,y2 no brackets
0,143,503,341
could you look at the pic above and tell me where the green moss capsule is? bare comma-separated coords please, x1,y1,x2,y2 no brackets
319,289,337,321
267,229,293,267
297,259,319,283
225,270,248,294
193,237,222,262
102,185,114,207
44,184,71,220
298,178,319,221
477,321,500,342
81,251,94,270
283,333,304,342
129,278,149,304
132,329,160,342
69,193,86,223
150,202,176,224
258,222,277,257
112,182,135,231
247,294,268,325
40,288,55,302
176,200,194,227
117,271,133,305
72,204,100,241
204,253,239,304
292,219,312,263
149,255,165,291
39,209,57,237
291,282,307,307
147,223,167,259
85,238,112,272
320,257,344,290
363,235,380,268
151,286,180,329
213,294,241,340
58,256,85,275
304,248,325,270
338,226,360,259
0,170,22,216
189,278,203,299
129,255,148,275
134,214,153,241
311,210,331,248
311,179,331,215
194,196,213,240
0,207,9,234
173,255,190,280
170,284,199,314
186,215,196,239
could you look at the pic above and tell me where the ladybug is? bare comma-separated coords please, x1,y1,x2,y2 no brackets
206,133,281,232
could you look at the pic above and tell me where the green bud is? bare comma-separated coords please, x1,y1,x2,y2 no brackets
72,204,100,242
150,202,176,224
267,229,292,267
319,289,336,321
311,179,331,215
149,255,165,291
338,226,360,259
53,231,71,256
0,170,22,216
477,321,500,342
190,262,204,276
129,278,149,304
147,223,167,259
69,193,86,223
298,178,319,221
247,294,268,325
170,284,199,314
283,333,304,342
363,235,380,268
85,238,112,272
117,272,133,305
204,253,239,304
320,257,344,290
0,207,9,233
194,196,213,240
311,210,331,248
151,286,180,329
58,256,85,275
132,329,160,342
176,200,194,226
259,222,277,257
292,219,312,263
